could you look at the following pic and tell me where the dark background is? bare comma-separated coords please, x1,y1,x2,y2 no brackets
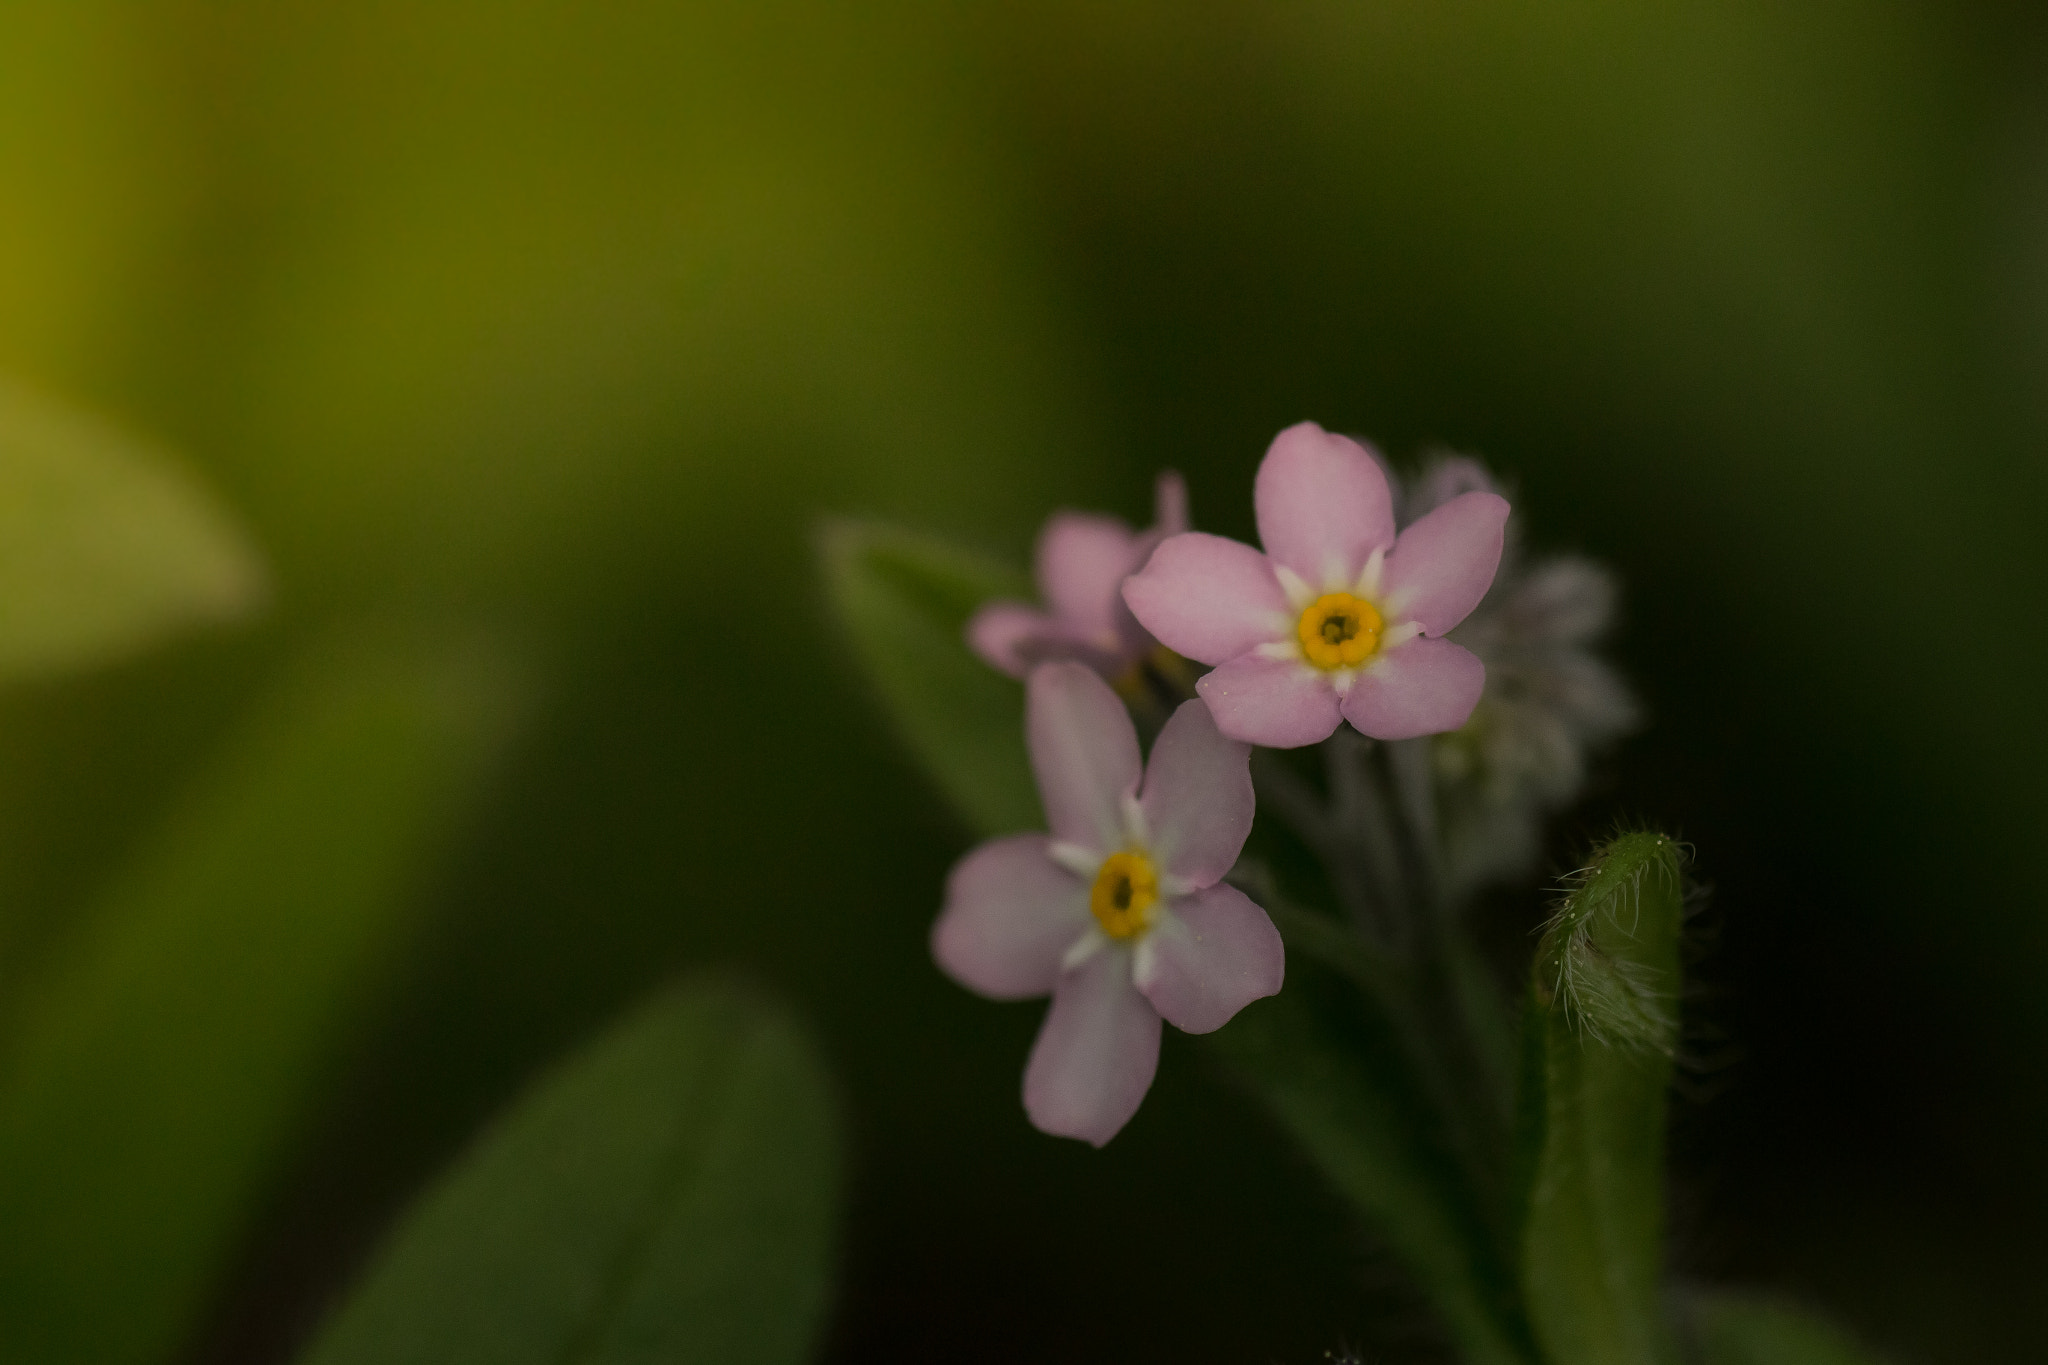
1,2,2044,1360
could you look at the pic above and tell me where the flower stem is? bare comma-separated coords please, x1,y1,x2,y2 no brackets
1252,732,1524,1284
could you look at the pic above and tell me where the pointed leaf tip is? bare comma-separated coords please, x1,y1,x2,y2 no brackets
818,517,1039,836
0,378,265,680
299,978,840,1365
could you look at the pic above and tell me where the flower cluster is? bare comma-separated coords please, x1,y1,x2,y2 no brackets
933,422,1534,1144
932,665,1279,1144
1408,454,1638,901
1125,422,1507,749
966,471,1187,683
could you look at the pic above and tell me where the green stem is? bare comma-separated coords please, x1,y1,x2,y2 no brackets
1250,735,1533,1359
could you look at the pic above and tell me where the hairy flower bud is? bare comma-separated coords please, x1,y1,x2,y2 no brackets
1534,832,1686,1054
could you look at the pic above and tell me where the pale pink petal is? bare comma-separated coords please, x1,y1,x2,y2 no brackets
1383,490,1510,636
1023,947,1161,1146
1254,422,1396,587
1122,533,1291,666
1152,469,1190,536
1195,653,1343,749
967,604,1127,678
1138,699,1253,890
1135,884,1284,1034
1037,512,1141,637
1341,637,1486,740
1114,472,1195,661
932,836,1092,1001
1028,662,1142,853
966,601,1054,679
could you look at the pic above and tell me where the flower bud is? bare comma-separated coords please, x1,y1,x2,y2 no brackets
1533,831,1686,1054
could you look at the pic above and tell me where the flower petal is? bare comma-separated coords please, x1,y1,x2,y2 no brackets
1341,637,1486,740
1037,511,1142,638
1028,662,1142,852
1507,555,1617,646
932,835,1092,1000
1122,532,1291,666
1195,653,1343,749
1139,699,1254,890
968,605,1130,679
1135,884,1284,1034
1383,490,1510,636
1023,947,1161,1146
965,600,1054,679
1254,422,1396,587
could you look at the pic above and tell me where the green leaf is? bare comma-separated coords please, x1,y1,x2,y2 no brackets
299,978,839,1365
1214,907,1535,1365
0,378,264,679
1517,831,1686,1365
1682,1290,1892,1365
818,518,1037,836
0,635,517,1365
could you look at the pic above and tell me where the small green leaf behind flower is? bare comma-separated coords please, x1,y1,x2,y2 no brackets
0,379,264,680
299,978,840,1365
1516,831,1688,1365
818,518,1037,836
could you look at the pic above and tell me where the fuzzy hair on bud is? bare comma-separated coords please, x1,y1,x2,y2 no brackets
1534,831,1687,1055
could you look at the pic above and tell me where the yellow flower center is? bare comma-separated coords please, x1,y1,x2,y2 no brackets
1297,592,1384,670
1089,850,1160,940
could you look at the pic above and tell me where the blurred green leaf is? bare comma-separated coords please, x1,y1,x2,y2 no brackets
299,978,839,1365
818,518,1036,836
1516,831,1686,1365
0,378,263,679
1683,1290,1891,1365
0,635,516,1365
1213,907,1535,1365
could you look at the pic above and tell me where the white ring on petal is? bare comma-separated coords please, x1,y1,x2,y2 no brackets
1273,564,1317,611
1353,547,1386,599
1131,935,1161,991
1381,621,1425,649
1119,791,1151,850
1048,840,1103,878
1062,928,1110,972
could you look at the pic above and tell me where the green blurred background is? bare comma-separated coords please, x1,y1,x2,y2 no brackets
2,1,2044,1360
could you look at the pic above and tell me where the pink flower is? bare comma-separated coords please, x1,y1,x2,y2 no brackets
1123,422,1508,748
967,472,1189,680
932,662,1283,1146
